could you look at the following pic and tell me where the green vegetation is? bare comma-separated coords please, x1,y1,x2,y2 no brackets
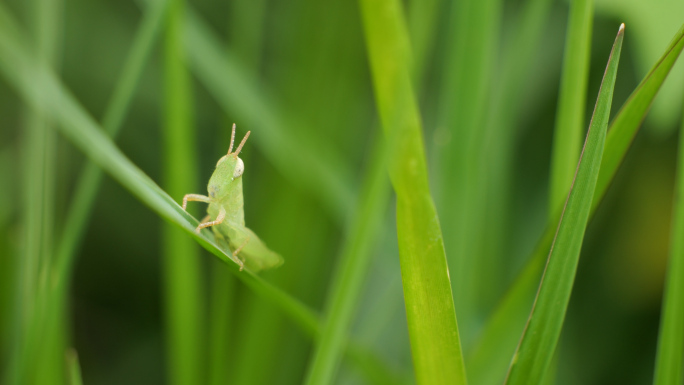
0,0,683,384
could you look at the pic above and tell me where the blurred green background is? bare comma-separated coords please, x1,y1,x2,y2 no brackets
0,0,683,384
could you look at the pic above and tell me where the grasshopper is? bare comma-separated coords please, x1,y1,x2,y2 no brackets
182,124,283,272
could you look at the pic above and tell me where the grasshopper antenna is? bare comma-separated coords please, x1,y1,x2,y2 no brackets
234,131,251,156
228,123,237,155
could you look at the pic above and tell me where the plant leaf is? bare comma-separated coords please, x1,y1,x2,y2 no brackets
549,0,593,217
358,0,467,383
0,8,401,384
468,21,684,385
161,0,204,384
304,136,391,385
652,104,684,385
504,24,623,384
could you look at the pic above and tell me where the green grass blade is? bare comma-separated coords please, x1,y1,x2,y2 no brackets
52,0,167,309
206,262,236,385
407,0,441,80
594,23,684,213
65,349,83,385
358,0,467,383
15,0,63,383
549,0,593,217
14,5,167,385
467,225,554,385
0,14,400,383
504,24,624,384
652,108,684,385
468,21,684,385
304,136,390,385
481,0,554,284
437,0,502,337
161,0,204,384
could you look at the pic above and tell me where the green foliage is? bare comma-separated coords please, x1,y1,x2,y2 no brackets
652,96,684,385
161,0,204,383
358,0,467,383
468,21,684,385
549,0,593,217
1,0,684,384
505,24,623,384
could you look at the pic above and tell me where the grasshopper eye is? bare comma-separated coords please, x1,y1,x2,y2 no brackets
233,157,244,178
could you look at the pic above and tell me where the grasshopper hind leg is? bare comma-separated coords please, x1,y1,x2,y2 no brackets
212,227,246,271
231,236,251,271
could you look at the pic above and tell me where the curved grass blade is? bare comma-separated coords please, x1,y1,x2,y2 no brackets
504,24,624,385
548,0,593,217
358,0,467,383
652,109,684,385
8,4,169,385
0,11,400,384
53,0,168,291
468,21,684,385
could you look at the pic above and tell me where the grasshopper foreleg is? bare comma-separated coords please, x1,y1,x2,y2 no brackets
182,194,211,210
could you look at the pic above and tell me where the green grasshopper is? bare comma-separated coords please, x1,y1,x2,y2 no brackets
182,124,283,272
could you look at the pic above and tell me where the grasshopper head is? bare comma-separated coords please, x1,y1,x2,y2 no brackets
208,125,250,199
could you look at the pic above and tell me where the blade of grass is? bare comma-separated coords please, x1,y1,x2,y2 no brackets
437,0,502,338
480,0,554,300
468,21,684,385
358,0,467,383
0,12,400,383
467,226,554,385
65,349,83,385
652,107,684,385
407,0,441,82
161,0,204,384
304,136,391,385
504,24,623,384
549,0,593,217
15,0,63,383
51,0,168,303
595,23,684,213
17,5,168,385
206,260,236,385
